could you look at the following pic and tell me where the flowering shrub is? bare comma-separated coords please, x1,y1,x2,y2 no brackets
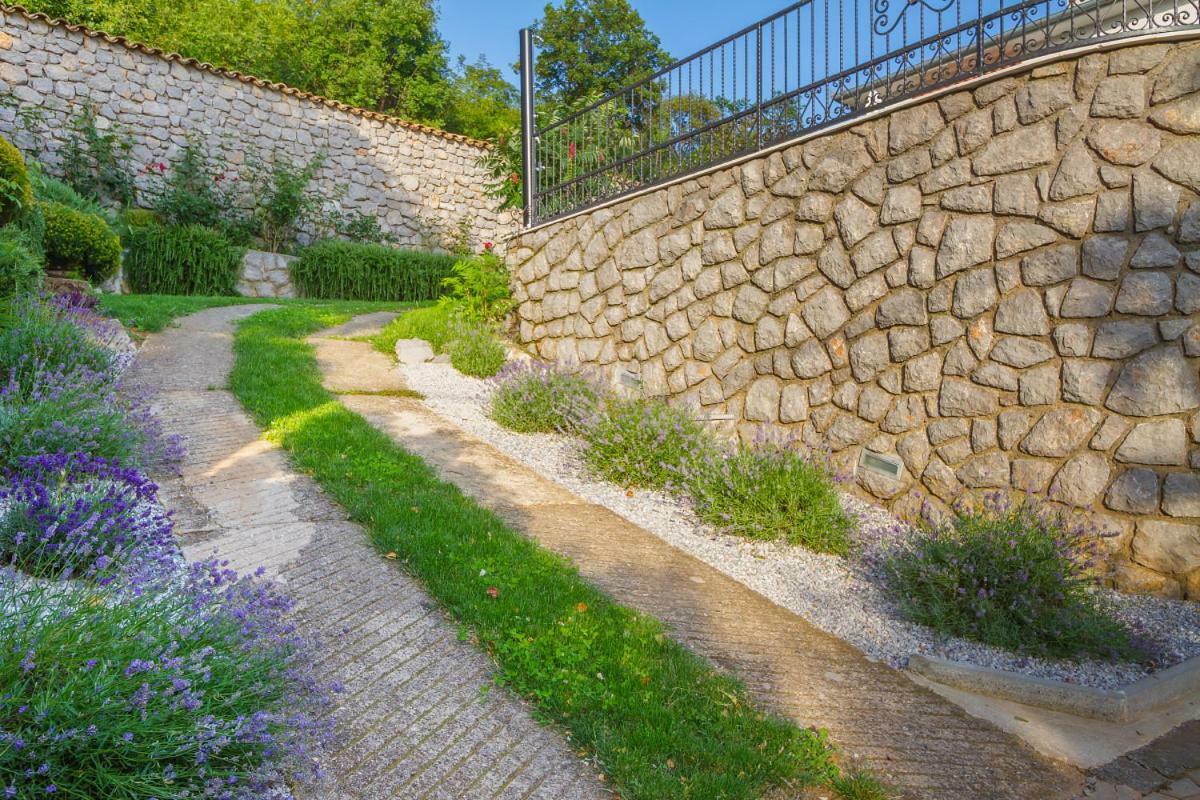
0,296,181,472
685,437,853,555
0,294,120,396
581,397,717,491
489,360,600,433
887,496,1140,660
0,558,335,799
0,452,175,581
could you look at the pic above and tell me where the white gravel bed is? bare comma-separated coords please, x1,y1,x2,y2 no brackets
399,359,1200,691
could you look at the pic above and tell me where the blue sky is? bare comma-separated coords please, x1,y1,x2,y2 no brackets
438,0,790,78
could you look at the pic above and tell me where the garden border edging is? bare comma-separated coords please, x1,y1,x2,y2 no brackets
908,652,1200,722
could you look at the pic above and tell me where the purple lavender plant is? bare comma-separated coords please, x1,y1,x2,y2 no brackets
886,493,1144,661
489,359,601,434
0,556,338,799
0,452,177,581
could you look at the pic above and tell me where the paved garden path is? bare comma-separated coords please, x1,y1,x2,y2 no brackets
309,318,1087,800
124,306,609,800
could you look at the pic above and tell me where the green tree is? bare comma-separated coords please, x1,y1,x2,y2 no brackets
443,56,521,142
532,0,670,103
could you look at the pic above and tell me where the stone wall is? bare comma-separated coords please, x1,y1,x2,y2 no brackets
508,40,1200,599
0,7,516,248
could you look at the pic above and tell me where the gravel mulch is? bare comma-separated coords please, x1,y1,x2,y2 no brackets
398,360,1200,691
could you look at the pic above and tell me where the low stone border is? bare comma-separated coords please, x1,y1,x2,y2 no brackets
909,653,1200,722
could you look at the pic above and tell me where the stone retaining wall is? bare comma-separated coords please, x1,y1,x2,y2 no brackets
508,40,1200,599
0,7,516,248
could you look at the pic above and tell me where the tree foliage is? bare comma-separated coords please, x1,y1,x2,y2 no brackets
532,0,670,104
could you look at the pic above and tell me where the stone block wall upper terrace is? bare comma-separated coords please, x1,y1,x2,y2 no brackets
0,7,516,248
508,40,1200,599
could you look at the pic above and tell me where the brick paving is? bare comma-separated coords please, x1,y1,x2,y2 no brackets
310,321,1087,800
125,306,608,800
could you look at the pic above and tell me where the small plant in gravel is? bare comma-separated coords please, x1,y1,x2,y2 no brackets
0,557,335,799
489,360,601,433
448,323,507,378
581,396,717,491
685,435,854,555
0,452,175,581
887,495,1140,660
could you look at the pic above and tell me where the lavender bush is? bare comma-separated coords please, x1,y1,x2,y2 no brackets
580,397,717,491
887,495,1140,660
685,436,853,555
0,558,336,799
0,452,176,581
489,360,600,434
0,359,182,473
0,293,125,397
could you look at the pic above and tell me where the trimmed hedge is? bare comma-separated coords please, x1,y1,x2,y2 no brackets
0,136,32,225
124,222,245,296
291,239,457,301
41,200,121,283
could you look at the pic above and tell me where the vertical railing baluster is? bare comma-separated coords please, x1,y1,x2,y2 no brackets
756,24,763,149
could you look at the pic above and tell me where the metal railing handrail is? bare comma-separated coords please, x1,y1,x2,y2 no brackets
534,1,808,138
519,0,1200,227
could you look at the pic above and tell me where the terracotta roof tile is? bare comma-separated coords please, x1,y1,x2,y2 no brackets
1,3,491,149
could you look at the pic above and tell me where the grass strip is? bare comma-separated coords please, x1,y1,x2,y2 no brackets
99,294,409,334
229,304,856,800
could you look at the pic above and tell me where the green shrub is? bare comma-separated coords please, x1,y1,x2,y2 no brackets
489,360,600,433
291,239,457,301
124,223,245,295
686,441,853,555
887,497,1138,660
0,135,32,225
439,251,514,322
0,225,42,297
40,200,121,283
448,324,506,378
372,305,457,354
30,167,117,227
581,397,717,491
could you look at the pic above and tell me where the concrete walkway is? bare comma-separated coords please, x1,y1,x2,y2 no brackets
307,322,1085,800
125,306,608,800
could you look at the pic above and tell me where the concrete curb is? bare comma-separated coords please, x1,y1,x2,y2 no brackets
908,653,1200,722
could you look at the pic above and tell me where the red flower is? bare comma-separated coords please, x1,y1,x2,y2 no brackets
483,241,494,252
509,172,520,185
568,141,577,160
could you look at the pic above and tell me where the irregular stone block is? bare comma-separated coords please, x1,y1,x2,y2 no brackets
1091,74,1147,118
973,123,1056,175
1114,271,1174,315
1153,139,1200,193
1049,452,1111,506
1060,278,1116,318
1132,520,1200,574
939,378,998,417
936,216,995,277
1020,406,1102,457
1092,320,1159,359
1116,419,1190,465
1087,120,1161,165
1133,169,1182,231
1021,244,1078,286
801,286,850,339
889,103,945,154
1164,473,1200,517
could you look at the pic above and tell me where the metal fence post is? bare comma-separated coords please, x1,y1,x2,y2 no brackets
519,28,537,227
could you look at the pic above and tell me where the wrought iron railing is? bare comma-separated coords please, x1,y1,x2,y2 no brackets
519,0,1200,226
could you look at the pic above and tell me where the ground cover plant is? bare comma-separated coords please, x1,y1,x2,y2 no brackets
488,360,599,433
887,495,1141,660
0,293,335,797
230,303,880,800
448,323,506,378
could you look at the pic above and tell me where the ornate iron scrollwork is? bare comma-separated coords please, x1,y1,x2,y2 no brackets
873,0,957,36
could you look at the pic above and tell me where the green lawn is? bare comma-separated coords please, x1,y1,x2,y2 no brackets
226,303,879,800
98,294,412,333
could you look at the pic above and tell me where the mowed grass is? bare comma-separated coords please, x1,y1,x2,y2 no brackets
228,304,857,800
98,293,410,333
